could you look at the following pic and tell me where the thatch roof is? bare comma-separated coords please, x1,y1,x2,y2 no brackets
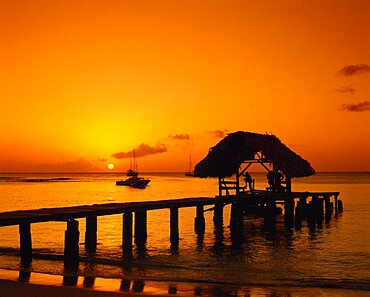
194,131,315,178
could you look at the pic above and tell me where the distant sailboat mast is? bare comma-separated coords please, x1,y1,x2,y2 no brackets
185,154,194,176
127,149,139,177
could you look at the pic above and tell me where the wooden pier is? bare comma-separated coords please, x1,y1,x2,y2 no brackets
0,191,341,269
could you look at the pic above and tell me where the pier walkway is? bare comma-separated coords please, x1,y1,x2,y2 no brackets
0,191,341,269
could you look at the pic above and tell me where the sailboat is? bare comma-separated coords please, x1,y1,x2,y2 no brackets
184,154,194,177
126,150,138,177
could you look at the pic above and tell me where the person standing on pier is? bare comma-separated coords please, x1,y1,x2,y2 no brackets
243,172,254,192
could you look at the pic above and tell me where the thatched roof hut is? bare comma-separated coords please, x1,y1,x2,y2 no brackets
194,131,315,179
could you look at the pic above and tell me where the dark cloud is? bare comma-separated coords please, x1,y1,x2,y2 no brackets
112,143,168,159
36,158,96,172
341,101,370,112
337,64,370,77
335,86,356,95
97,158,107,162
168,134,191,140
206,130,228,138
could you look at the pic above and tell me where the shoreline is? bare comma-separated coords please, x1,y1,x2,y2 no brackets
1,269,369,297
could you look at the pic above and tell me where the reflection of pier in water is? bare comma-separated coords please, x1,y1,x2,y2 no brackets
14,268,326,297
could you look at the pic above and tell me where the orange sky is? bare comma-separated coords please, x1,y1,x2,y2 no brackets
1,0,369,172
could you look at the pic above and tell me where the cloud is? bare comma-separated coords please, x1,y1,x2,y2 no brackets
168,134,191,140
97,158,107,162
341,101,370,112
206,130,228,138
36,158,97,172
337,64,370,77
335,86,356,95
112,143,168,159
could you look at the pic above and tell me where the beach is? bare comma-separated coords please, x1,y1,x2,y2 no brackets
2,269,370,297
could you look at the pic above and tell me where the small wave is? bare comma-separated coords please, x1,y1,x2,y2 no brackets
0,177,74,183
22,178,73,182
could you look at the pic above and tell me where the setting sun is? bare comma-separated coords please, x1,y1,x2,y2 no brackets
107,163,115,170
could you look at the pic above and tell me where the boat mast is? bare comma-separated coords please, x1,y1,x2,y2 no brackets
133,149,137,172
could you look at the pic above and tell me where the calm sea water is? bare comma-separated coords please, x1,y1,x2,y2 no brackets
0,172,369,296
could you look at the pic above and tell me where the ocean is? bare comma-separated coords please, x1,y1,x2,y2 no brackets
0,172,369,296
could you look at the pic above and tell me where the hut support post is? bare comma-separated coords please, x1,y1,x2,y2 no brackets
64,219,79,269
236,169,240,195
334,195,338,213
286,177,292,194
134,210,147,246
218,177,222,197
123,211,133,256
19,223,32,266
213,201,224,227
194,205,205,233
85,214,97,252
170,207,179,245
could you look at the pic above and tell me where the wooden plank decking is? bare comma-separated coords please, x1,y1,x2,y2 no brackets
0,197,231,227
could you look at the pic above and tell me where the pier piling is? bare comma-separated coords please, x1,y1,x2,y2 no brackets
170,207,179,245
85,214,97,252
213,201,224,227
19,223,32,266
123,211,133,256
284,199,295,226
64,219,79,269
194,205,205,233
230,202,243,230
338,200,343,212
134,210,147,246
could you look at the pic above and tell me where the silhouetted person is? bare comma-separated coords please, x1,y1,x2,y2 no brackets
267,171,275,191
243,171,253,191
275,171,285,193
267,171,285,193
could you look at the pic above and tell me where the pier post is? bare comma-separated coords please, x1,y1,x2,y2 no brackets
334,195,338,213
218,177,222,197
134,210,147,246
284,199,295,226
230,202,243,230
85,214,97,252
170,207,179,245
123,211,133,256
338,199,343,212
213,201,224,227
194,205,205,233
317,198,324,219
64,219,79,269
19,223,32,266
324,195,332,216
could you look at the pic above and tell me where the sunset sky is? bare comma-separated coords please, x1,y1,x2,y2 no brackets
1,0,369,173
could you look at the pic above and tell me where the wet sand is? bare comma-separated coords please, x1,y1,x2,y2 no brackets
1,269,370,297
